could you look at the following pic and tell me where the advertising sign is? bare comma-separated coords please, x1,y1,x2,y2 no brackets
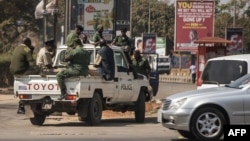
77,0,114,41
115,0,131,32
226,27,243,54
135,36,165,55
143,33,157,54
175,0,215,52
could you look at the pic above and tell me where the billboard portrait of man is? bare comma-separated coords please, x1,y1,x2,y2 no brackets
226,28,243,54
142,33,156,54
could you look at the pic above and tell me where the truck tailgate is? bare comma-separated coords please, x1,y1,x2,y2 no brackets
14,75,81,100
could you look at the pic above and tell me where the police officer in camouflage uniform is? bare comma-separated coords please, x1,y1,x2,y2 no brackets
65,25,83,56
57,38,90,100
131,50,151,78
66,25,83,48
111,28,131,48
92,25,104,46
111,28,132,64
10,37,39,114
10,37,38,75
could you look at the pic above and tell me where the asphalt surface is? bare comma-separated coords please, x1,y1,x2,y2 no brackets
0,82,197,141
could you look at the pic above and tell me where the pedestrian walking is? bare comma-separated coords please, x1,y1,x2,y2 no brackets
190,64,196,84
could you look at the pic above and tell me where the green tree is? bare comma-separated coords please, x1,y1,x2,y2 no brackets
0,0,41,53
131,0,175,39
0,0,65,54
0,0,65,86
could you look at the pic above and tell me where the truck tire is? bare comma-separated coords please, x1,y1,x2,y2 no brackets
86,93,102,126
30,112,46,126
134,91,145,123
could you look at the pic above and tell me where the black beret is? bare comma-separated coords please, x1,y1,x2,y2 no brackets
44,39,54,46
76,25,83,31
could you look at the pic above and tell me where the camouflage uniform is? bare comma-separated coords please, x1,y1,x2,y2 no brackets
66,32,78,48
132,55,151,78
10,42,39,114
92,31,103,43
65,25,83,56
57,39,90,99
112,34,131,47
10,44,38,75
92,25,104,46
65,32,79,56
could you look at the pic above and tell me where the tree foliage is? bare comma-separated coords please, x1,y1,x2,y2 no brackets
131,0,175,39
1,0,250,54
0,0,40,53
131,0,250,53
0,0,65,54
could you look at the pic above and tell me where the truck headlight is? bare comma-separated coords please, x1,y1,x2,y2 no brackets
169,98,187,110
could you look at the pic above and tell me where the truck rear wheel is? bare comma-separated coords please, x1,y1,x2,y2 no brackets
134,91,145,123
86,93,102,126
30,112,46,126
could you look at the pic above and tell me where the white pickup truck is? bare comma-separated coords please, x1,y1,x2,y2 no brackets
13,44,158,126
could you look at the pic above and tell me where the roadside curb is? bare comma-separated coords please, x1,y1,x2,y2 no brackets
0,88,13,95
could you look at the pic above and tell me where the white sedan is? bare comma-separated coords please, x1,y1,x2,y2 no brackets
158,73,250,141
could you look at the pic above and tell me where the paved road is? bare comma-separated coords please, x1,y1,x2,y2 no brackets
0,82,197,141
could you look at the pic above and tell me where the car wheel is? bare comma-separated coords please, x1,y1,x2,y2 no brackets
134,91,145,123
30,112,46,126
190,107,226,141
177,130,195,139
86,93,102,126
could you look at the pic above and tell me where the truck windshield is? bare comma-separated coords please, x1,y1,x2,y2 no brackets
202,60,247,84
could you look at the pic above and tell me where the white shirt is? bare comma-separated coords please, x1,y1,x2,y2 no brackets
190,65,196,74
36,47,53,67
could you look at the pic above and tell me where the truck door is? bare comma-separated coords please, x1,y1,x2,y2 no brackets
114,51,134,101
142,53,159,96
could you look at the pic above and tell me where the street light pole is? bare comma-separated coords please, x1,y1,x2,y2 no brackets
233,0,236,28
148,6,151,33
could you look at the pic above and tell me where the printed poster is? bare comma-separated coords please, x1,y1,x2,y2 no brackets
142,33,157,54
77,0,114,41
226,27,243,54
175,0,215,52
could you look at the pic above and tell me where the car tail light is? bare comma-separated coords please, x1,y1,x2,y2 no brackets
66,95,77,100
19,94,32,99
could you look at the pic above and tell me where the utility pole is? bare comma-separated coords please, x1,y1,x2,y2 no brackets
129,0,132,38
148,6,151,33
43,0,47,43
53,0,58,47
233,0,236,28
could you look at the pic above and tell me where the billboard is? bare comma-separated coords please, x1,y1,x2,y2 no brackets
175,0,215,52
115,0,131,31
143,33,157,54
77,0,114,41
135,36,166,55
226,27,243,54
